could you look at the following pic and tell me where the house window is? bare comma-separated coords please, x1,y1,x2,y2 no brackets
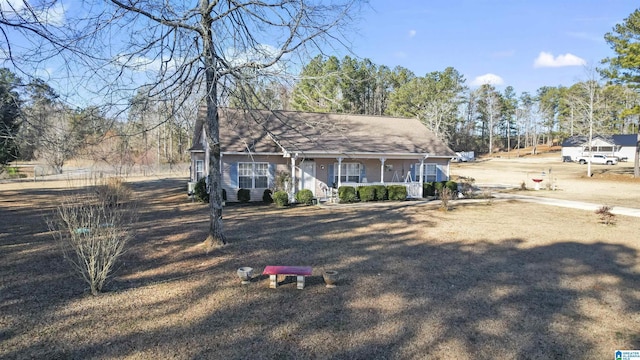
416,163,437,182
195,160,205,181
425,164,437,182
334,162,360,183
238,162,269,189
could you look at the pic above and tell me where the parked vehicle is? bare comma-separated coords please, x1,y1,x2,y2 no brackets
577,154,618,165
454,151,475,162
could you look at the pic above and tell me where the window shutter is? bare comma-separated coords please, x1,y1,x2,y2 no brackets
359,164,366,182
230,163,238,188
268,163,276,188
328,164,334,187
411,163,416,182
436,164,444,182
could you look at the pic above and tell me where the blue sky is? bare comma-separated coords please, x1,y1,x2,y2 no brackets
2,0,636,105
349,1,638,94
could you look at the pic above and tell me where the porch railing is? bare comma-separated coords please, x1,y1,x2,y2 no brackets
336,182,423,199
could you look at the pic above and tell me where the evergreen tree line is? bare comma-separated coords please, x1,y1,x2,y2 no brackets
229,55,640,154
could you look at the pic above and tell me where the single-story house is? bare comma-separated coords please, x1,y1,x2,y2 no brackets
561,134,639,162
189,108,457,202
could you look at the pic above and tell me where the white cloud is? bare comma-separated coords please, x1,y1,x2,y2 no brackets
533,51,586,68
39,2,66,26
114,54,164,72
408,30,417,38
0,0,66,25
471,73,504,86
1,0,26,12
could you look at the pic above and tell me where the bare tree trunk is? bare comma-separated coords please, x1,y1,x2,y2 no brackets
203,14,226,246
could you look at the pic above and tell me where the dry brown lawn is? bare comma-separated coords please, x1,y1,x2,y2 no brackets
452,152,640,208
1,167,639,359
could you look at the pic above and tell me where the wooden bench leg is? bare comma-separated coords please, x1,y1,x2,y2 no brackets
269,274,277,288
297,275,305,289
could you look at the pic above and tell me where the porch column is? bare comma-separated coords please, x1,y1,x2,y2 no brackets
379,158,386,184
421,154,429,198
419,158,425,185
337,157,343,188
290,154,298,201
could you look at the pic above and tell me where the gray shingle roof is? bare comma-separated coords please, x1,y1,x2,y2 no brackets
191,107,456,157
562,134,639,147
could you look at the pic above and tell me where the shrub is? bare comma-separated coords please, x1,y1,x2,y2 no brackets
439,187,452,211
457,176,475,198
434,181,445,195
95,177,132,206
262,189,273,203
272,190,289,207
357,186,376,202
194,178,209,203
338,186,357,203
595,205,615,225
275,171,292,192
445,180,458,192
481,189,494,205
237,188,250,203
372,185,387,201
5,166,25,178
295,189,314,205
387,185,407,201
48,177,138,295
520,181,527,191
423,182,435,197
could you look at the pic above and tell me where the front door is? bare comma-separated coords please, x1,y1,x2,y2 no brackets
301,161,316,196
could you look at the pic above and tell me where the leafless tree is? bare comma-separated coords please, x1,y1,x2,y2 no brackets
73,0,362,246
567,68,604,177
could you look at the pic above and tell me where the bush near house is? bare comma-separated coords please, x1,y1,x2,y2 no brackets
295,189,314,205
387,185,407,201
357,186,376,202
434,181,444,196
263,189,273,203
194,178,209,203
445,181,458,193
372,185,387,201
338,186,357,203
423,182,435,197
237,189,250,203
272,191,289,207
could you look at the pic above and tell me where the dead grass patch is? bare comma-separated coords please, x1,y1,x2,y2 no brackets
1,178,639,359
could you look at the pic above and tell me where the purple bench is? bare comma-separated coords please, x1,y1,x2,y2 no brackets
262,266,312,289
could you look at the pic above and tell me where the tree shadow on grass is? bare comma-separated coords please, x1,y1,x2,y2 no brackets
1,180,639,359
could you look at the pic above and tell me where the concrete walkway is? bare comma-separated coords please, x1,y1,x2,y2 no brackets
493,192,640,218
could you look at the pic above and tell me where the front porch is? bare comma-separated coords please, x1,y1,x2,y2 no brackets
291,155,450,202
318,181,424,202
